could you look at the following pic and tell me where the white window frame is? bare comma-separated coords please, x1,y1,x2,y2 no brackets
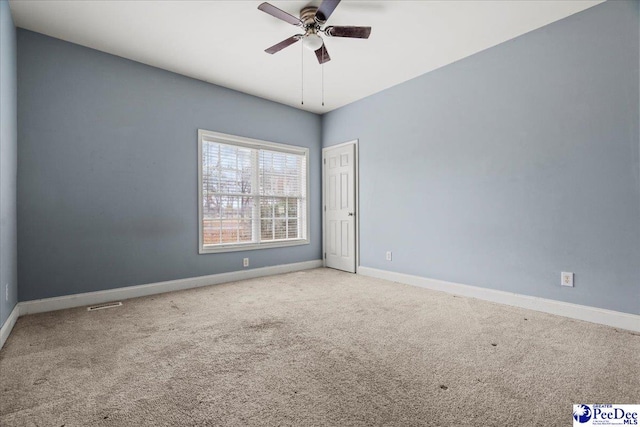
198,129,310,254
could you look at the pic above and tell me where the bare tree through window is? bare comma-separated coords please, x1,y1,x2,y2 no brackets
200,134,307,251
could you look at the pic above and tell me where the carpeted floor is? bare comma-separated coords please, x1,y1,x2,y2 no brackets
0,268,638,426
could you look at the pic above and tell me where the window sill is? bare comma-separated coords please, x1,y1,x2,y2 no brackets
199,239,310,254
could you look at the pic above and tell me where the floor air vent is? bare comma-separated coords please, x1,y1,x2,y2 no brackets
87,301,123,311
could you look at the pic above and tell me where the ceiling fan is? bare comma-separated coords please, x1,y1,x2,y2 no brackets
258,0,372,64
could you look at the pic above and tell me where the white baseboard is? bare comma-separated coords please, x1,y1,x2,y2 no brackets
18,260,323,317
6,261,634,351
358,266,640,333
0,304,20,350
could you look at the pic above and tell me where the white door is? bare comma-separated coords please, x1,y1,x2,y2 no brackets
323,143,356,273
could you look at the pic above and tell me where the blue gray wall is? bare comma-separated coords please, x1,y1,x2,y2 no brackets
17,30,322,301
0,0,17,328
322,0,640,314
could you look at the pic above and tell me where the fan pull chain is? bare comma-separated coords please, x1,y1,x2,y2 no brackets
321,51,325,107
301,42,304,105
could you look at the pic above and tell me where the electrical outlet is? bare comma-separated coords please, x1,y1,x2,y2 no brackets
5,284,8,301
386,251,392,261
561,272,574,287
243,258,249,268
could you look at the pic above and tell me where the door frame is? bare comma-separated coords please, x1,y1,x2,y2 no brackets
322,139,359,273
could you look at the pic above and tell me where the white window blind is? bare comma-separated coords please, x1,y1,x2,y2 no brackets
198,130,309,253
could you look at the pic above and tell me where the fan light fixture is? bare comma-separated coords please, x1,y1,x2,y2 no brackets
302,34,323,51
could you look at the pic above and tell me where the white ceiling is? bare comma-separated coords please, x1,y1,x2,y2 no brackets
9,0,603,114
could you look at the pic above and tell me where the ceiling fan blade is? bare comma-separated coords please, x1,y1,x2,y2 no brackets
315,0,341,23
265,35,302,54
258,2,303,26
315,44,331,64
325,26,371,39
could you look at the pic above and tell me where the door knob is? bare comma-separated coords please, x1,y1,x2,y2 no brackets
348,212,354,216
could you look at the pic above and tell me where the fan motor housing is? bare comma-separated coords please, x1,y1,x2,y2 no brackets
300,6,319,26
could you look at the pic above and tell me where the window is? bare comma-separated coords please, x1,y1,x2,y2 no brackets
198,130,309,253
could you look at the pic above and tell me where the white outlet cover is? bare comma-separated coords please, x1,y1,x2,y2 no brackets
386,252,392,261
561,272,574,287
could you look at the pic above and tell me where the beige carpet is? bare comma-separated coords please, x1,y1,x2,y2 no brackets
1,268,638,426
